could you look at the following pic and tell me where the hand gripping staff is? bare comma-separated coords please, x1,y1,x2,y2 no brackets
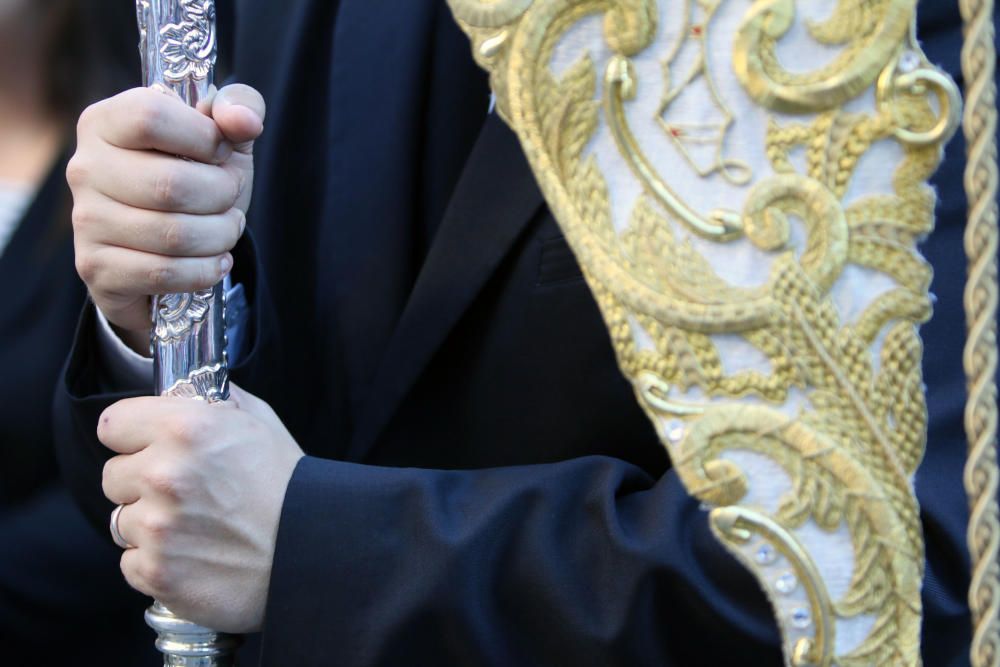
136,0,240,663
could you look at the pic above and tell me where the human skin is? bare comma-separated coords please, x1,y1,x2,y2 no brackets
99,385,303,633
67,85,262,345
69,84,303,632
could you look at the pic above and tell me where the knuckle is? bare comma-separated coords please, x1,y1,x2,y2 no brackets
221,211,243,248
100,458,118,495
147,262,176,291
65,155,90,190
119,553,133,579
192,259,218,290
100,468,113,499
143,464,188,500
141,511,175,541
161,220,192,255
168,413,210,446
140,556,175,597
152,168,184,209
76,101,100,135
74,252,99,284
132,102,164,144
120,554,145,594
70,203,96,233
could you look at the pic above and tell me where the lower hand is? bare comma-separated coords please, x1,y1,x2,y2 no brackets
100,384,304,633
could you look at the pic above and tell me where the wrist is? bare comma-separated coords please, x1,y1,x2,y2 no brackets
111,323,152,358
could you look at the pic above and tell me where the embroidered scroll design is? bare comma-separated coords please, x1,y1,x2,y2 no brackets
733,0,915,113
446,0,960,664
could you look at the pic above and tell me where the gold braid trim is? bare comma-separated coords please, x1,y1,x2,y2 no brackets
961,0,1000,664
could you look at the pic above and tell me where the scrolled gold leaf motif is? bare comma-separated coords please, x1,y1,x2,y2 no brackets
733,0,915,113
446,0,961,664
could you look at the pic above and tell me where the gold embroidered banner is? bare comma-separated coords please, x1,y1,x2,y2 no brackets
446,1,963,664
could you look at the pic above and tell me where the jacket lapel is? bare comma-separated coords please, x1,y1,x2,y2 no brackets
347,114,545,460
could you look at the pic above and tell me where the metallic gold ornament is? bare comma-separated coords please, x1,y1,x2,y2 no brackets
446,1,963,663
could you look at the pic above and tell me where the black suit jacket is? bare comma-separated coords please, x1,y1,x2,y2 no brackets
55,1,974,665
0,157,159,665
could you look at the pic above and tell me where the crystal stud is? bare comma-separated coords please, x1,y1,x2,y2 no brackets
754,543,777,565
665,419,686,443
790,608,811,629
898,50,921,74
775,572,798,595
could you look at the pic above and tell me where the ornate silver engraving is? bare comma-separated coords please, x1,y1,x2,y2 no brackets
154,290,213,341
159,0,216,83
162,363,229,402
152,282,229,403
137,0,217,105
136,1,237,663
139,0,228,405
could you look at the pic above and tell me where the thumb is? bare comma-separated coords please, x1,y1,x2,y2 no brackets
211,84,266,154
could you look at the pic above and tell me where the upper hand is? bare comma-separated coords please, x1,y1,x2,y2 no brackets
99,385,303,633
67,84,266,345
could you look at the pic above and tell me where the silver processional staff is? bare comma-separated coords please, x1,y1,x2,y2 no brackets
137,0,240,663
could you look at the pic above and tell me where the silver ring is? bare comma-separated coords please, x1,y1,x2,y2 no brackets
110,504,133,550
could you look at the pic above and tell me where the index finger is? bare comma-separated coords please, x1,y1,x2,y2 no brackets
97,396,237,454
84,87,232,165
97,397,189,454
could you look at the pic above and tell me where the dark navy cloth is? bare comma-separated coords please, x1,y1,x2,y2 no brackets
55,1,980,665
0,158,159,665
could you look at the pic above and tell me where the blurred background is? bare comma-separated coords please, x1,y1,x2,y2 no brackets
0,1,159,664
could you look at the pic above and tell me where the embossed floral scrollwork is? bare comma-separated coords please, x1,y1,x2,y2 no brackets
154,289,213,342
733,0,916,113
159,0,216,82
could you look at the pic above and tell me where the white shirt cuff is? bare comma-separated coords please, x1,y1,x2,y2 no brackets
94,305,154,389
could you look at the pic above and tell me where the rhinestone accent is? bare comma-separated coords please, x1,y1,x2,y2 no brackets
754,543,777,565
665,419,686,443
899,50,921,73
790,608,811,629
775,572,798,595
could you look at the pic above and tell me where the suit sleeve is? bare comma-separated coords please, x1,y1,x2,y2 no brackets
259,443,970,666
52,238,970,667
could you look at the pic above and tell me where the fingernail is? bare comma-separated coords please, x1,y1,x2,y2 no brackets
225,102,264,133
238,211,246,235
214,141,233,163
220,254,233,275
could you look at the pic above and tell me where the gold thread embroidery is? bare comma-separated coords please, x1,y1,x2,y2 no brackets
446,0,961,663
